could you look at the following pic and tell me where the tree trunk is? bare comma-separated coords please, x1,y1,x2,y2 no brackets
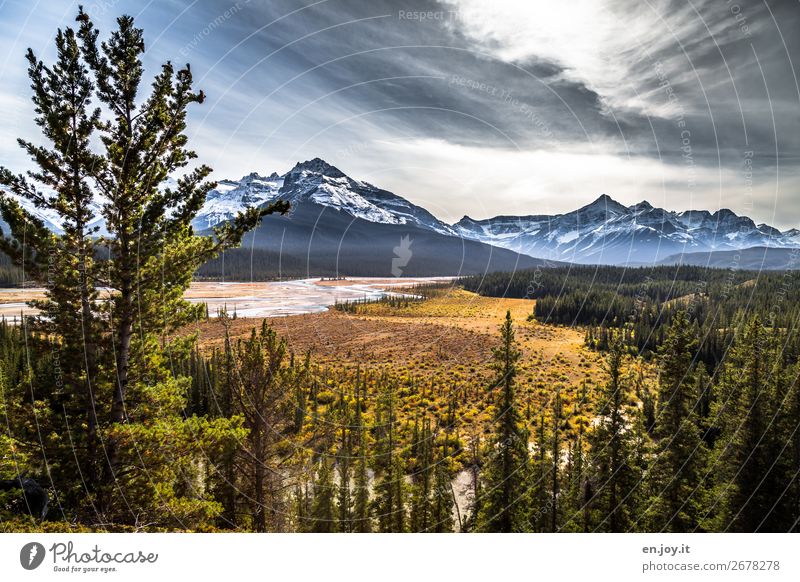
253,417,266,532
610,392,621,532
79,235,99,494
111,275,133,424
106,268,134,508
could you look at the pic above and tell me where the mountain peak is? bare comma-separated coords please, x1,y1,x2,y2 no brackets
240,171,269,183
578,194,629,214
713,208,738,218
630,200,653,211
289,157,345,178
187,162,800,265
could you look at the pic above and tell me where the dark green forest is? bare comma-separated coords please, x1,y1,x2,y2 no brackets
4,297,800,532
0,254,24,287
460,265,800,367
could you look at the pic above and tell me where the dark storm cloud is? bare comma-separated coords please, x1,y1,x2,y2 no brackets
205,0,800,173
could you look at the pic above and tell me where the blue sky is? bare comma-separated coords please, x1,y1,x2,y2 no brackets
1,0,799,228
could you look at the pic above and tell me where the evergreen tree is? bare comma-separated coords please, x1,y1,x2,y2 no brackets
209,340,238,528
0,347,36,513
627,405,651,530
461,431,482,532
372,382,406,532
560,415,590,532
646,311,708,532
0,9,292,527
73,10,285,479
335,391,354,533
711,317,792,531
352,380,372,532
588,334,640,532
431,438,455,532
410,417,434,532
476,311,529,532
294,484,311,533
784,364,800,532
0,23,103,516
528,414,551,532
221,318,296,531
549,385,562,531
310,457,336,533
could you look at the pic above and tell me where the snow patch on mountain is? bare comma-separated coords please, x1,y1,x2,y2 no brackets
193,172,283,230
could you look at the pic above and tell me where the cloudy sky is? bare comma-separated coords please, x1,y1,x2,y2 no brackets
1,0,799,227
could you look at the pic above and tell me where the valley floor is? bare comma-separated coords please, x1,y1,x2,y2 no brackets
0,277,618,445
192,287,609,440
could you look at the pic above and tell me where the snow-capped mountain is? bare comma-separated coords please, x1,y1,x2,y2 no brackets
0,186,106,235
196,161,799,266
193,172,284,230
195,158,547,276
453,194,800,265
784,228,800,245
193,158,455,236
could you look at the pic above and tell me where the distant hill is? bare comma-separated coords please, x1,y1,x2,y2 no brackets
658,247,800,270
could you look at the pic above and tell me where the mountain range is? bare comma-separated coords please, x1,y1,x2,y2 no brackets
192,158,551,276
191,158,800,271
4,158,800,275
453,194,800,265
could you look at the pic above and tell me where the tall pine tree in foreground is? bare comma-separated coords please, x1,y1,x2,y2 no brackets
476,311,529,532
0,24,104,517
0,9,287,527
588,333,640,532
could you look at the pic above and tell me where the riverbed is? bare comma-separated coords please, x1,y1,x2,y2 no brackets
0,277,452,319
